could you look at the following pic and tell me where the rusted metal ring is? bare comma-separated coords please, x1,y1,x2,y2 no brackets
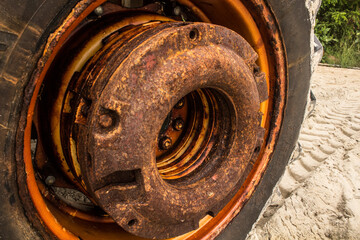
16,0,286,239
66,22,266,238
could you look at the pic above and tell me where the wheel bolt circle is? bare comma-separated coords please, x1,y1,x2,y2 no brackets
160,137,172,150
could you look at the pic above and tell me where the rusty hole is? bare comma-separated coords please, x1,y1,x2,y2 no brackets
254,146,260,153
128,219,137,226
253,65,261,74
156,88,235,184
189,28,199,40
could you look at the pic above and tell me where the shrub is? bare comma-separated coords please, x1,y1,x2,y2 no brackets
315,0,360,67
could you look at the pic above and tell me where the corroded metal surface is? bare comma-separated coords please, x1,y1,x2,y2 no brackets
187,1,287,238
16,0,287,239
62,21,267,238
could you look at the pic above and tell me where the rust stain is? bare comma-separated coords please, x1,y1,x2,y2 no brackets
15,0,286,239
64,21,267,239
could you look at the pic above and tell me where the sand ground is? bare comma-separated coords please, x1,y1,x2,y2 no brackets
247,66,360,240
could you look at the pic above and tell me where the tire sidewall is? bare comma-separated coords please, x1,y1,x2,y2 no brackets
0,1,78,239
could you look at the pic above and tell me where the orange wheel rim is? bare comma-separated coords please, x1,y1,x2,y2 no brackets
18,0,286,239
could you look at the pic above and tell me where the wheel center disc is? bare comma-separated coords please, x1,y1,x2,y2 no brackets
64,21,267,239
156,88,230,182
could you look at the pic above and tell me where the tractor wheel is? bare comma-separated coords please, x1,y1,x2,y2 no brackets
0,0,312,239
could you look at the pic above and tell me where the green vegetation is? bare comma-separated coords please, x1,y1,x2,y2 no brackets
315,0,360,68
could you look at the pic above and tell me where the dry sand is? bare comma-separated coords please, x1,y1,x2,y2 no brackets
247,66,360,240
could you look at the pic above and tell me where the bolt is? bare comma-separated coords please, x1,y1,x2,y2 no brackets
159,137,172,150
45,176,56,186
175,98,185,109
99,113,113,128
173,118,184,131
173,6,181,16
94,6,104,16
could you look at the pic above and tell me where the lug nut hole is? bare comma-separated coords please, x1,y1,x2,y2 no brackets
128,219,137,226
189,28,199,40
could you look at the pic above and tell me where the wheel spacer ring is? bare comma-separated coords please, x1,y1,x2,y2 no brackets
70,22,267,239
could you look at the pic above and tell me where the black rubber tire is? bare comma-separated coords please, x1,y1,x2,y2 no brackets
217,0,312,239
0,1,77,239
0,0,311,239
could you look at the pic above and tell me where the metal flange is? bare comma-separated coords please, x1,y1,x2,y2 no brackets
65,22,267,239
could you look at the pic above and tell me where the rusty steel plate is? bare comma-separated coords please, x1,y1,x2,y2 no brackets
60,21,267,239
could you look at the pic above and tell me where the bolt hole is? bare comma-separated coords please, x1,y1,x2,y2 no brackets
207,211,215,217
254,146,260,153
128,219,137,226
189,28,199,40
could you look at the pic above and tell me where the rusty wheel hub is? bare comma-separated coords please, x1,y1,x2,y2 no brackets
52,21,267,239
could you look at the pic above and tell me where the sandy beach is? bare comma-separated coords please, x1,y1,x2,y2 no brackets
247,66,360,239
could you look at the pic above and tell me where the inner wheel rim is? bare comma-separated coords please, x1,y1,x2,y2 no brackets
16,0,287,239
156,89,221,180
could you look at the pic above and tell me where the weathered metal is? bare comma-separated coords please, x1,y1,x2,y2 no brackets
159,136,173,150
60,21,267,238
16,0,286,239
173,118,184,131
185,1,287,238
